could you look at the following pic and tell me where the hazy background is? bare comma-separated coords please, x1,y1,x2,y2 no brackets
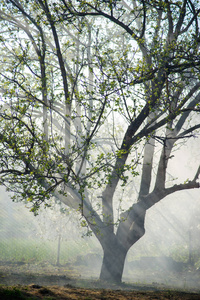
1,188,200,288
0,136,200,289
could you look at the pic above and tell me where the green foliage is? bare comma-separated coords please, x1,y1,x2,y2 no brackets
0,3,200,283
170,245,190,264
0,239,55,263
0,238,96,265
0,1,199,207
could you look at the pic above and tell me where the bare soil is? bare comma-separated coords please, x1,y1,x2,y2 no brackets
1,261,200,299
1,283,200,299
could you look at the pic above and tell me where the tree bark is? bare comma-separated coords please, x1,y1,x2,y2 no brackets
99,201,147,283
99,241,128,283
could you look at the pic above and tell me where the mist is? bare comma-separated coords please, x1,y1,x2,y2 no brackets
1,131,200,289
1,177,200,290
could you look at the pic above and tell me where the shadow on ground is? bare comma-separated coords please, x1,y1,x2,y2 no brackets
1,258,200,299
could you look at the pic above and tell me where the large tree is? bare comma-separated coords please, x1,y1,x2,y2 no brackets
0,0,200,283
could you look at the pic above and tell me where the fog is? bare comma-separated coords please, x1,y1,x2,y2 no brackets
1,181,200,290
0,135,200,289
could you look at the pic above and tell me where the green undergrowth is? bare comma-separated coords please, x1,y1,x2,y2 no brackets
0,286,26,300
0,285,56,300
0,238,93,265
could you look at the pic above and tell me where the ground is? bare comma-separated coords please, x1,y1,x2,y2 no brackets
1,260,200,299
1,283,200,299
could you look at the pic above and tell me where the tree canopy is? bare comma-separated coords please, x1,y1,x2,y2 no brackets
0,0,200,283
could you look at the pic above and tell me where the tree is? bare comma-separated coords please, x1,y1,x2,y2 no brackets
0,0,200,283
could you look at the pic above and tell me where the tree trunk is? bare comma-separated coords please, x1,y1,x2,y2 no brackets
99,243,128,283
56,233,61,266
99,201,147,283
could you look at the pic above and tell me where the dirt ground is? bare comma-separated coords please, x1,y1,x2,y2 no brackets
1,283,200,299
1,261,200,299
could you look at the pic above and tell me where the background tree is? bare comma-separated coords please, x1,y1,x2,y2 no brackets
0,0,200,283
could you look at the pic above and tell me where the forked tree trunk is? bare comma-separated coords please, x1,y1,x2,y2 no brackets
100,248,127,283
99,202,147,283
99,243,128,283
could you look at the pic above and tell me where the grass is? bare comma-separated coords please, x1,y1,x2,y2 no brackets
0,238,98,265
0,239,55,263
0,286,56,300
0,286,26,300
